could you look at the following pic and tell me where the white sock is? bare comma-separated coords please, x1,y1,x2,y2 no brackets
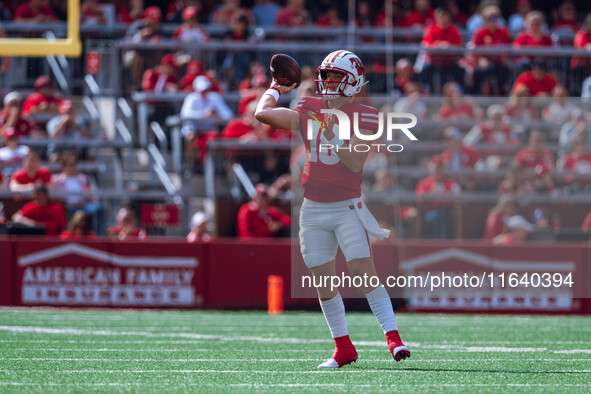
319,293,348,338
365,285,398,333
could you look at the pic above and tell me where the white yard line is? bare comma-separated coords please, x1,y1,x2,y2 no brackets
0,357,589,362
0,325,589,355
0,348,209,352
1,369,590,374
0,383,590,388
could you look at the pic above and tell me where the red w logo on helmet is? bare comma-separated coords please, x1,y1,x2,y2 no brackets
349,57,365,76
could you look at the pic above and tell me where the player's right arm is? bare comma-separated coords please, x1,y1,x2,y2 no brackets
255,81,299,131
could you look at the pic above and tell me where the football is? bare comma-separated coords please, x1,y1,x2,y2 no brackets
270,54,301,88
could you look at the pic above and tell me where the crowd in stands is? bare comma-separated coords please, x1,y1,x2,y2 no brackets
1,0,591,243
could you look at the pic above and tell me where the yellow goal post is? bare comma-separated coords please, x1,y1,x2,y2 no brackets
0,0,82,57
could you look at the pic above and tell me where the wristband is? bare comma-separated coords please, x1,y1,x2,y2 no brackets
264,88,281,102
329,135,345,148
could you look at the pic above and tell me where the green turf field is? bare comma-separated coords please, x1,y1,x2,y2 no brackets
0,308,590,392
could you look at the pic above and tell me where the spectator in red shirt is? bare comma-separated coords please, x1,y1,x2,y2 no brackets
9,150,51,192
221,100,262,140
187,211,212,243
0,92,39,139
492,215,534,245
60,210,95,240
513,11,553,47
438,82,482,120
570,14,591,96
179,60,205,92
513,11,553,68
438,126,480,170
402,0,434,28
275,0,311,27
421,8,465,92
172,6,209,43
80,0,107,25
15,0,58,22
126,5,163,42
471,5,511,95
237,183,291,238
12,185,66,236
415,157,461,238
553,1,579,33
107,207,147,240
512,61,558,97
483,194,518,240
142,54,179,93
124,6,164,89
22,76,63,116
465,104,518,146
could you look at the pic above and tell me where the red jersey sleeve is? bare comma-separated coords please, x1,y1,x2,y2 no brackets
449,26,463,45
268,206,291,227
141,69,157,91
500,28,511,43
237,203,254,238
221,120,251,139
472,28,485,46
422,25,435,46
20,202,36,217
22,93,42,115
11,169,26,184
512,32,526,47
39,167,52,184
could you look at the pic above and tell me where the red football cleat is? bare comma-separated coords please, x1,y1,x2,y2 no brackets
386,330,411,362
318,335,358,368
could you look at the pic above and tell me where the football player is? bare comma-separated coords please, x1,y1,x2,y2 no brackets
255,50,410,368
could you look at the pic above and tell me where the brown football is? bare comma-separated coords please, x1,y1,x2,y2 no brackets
270,54,301,88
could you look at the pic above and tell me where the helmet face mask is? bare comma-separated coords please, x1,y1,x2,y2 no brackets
315,50,366,98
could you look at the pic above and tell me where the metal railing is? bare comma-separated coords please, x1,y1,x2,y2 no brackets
43,31,71,95
204,140,292,199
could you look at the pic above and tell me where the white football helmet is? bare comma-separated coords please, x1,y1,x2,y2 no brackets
315,50,367,97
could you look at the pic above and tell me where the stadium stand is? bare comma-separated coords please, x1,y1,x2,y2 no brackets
0,0,589,244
